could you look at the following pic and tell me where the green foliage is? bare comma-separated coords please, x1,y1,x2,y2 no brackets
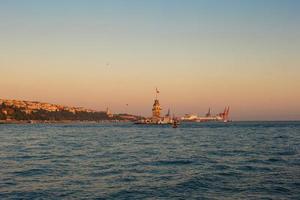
0,112,6,120
0,103,7,120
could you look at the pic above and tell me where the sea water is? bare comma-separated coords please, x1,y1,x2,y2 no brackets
0,122,299,199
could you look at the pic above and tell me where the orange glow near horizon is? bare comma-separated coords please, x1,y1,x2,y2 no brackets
1,67,300,120
1,1,300,120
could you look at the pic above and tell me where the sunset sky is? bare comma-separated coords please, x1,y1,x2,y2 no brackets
1,0,299,120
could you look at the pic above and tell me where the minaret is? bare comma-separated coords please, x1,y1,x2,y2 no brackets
106,107,113,118
166,108,170,117
225,106,230,120
206,108,211,117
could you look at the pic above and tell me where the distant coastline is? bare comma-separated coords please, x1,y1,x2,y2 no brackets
0,99,142,123
0,120,132,124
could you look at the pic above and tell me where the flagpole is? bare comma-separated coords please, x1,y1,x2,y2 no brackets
155,87,159,100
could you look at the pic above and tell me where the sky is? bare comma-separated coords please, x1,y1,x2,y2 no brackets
0,0,300,120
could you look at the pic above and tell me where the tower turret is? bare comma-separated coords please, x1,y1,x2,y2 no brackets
152,99,162,118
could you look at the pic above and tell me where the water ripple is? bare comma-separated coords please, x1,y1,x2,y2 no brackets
0,121,299,199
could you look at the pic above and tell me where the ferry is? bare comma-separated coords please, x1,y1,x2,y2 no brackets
181,107,230,123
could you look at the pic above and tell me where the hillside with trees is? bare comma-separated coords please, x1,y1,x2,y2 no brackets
0,100,141,122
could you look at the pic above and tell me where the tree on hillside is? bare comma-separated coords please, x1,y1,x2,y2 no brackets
0,112,6,120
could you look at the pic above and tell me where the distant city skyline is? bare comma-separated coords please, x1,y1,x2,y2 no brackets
1,0,300,120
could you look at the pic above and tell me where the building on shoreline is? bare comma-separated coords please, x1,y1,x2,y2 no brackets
135,89,174,125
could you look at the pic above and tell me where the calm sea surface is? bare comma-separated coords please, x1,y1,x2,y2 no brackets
0,122,299,199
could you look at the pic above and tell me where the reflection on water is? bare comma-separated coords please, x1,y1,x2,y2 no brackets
0,122,299,199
